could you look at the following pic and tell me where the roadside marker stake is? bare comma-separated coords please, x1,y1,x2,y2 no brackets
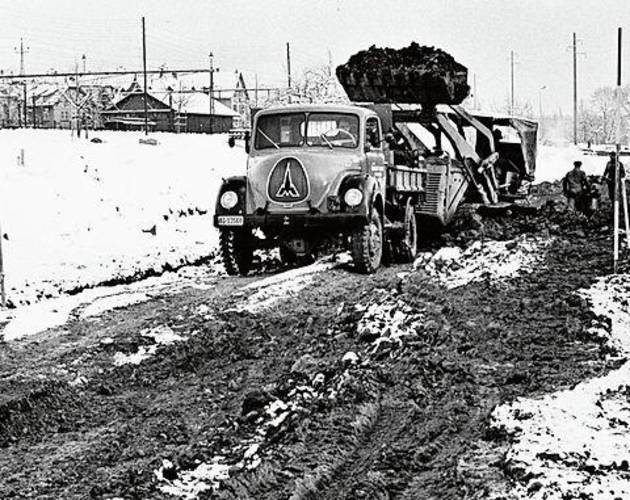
0,221,5,308
622,180,630,249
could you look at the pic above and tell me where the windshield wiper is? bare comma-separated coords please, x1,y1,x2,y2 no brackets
319,134,333,149
259,129,280,149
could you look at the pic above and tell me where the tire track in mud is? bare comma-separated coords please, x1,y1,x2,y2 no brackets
234,233,618,500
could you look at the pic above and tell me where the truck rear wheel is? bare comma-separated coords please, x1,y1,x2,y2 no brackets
352,207,383,274
220,228,253,276
396,200,418,263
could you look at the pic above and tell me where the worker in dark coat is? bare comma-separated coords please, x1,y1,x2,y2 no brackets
603,151,626,201
563,160,590,213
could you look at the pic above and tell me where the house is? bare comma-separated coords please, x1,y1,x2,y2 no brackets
145,70,252,130
213,71,251,129
25,83,74,129
101,88,238,133
0,83,22,128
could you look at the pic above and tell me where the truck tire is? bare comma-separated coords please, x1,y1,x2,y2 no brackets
352,207,383,274
396,200,418,263
220,228,253,276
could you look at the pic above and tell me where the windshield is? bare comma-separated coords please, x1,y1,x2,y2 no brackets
306,113,359,149
255,113,306,149
254,112,359,150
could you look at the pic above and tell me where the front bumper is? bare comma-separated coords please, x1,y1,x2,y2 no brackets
214,211,369,230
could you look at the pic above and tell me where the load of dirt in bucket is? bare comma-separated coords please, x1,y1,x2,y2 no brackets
336,42,470,107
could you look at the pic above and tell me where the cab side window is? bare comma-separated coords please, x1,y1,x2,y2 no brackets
366,117,381,149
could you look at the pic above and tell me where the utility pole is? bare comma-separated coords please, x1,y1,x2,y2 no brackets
23,83,27,127
75,62,81,136
15,38,30,128
573,32,578,145
14,38,29,76
538,85,547,138
142,17,149,135
614,27,622,273
209,52,215,134
510,51,515,115
286,42,292,89
255,73,259,108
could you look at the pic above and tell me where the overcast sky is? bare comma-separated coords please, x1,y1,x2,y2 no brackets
1,0,628,115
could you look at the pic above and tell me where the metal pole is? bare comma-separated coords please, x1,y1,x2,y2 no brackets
622,180,630,248
0,222,6,308
510,51,514,115
23,83,27,127
142,17,149,135
209,52,214,134
614,27,622,273
287,42,292,89
573,32,578,145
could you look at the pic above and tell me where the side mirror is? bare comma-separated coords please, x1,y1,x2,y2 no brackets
228,136,236,148
244,131,251,154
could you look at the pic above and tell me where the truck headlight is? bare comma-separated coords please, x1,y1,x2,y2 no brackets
344,188,363,207
220,190,238,209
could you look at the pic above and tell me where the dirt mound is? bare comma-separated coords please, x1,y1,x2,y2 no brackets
0,379,88,447
336,42,470,106
445,202,615,254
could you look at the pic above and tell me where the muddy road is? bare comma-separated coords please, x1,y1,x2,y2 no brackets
0,207,625,499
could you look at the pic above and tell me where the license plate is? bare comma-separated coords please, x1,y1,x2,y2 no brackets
218,215,244,226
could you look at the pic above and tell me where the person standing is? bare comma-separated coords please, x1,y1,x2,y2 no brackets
563,160,590,213
603,151,626,201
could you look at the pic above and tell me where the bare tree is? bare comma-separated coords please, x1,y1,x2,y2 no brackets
261,64,349,107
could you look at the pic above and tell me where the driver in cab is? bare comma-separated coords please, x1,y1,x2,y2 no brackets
327,119,357,147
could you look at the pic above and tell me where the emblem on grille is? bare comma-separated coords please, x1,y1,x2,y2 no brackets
267,157,309,204
276,164,300,198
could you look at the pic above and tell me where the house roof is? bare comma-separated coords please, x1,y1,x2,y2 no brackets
157,92,238,117
107,90,238,117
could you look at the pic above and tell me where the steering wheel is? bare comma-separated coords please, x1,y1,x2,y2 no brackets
325,128,357,146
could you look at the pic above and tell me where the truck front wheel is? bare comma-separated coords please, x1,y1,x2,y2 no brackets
352,207,383,274
220,228,254,276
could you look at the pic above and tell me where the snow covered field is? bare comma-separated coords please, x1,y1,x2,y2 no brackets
0,129,245,306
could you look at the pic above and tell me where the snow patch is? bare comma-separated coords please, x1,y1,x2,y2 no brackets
1,266,216,341
229,253,350,314
356,298,423,352
155,458,230,499
414,236,552,288
113,325,186,366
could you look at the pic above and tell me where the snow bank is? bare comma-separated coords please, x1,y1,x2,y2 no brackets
0,129,246,307
536,145,610,183
490,274,630,500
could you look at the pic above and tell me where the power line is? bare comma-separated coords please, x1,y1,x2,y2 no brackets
0,68,214,80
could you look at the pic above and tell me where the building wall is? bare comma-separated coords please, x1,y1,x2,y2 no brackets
186,114,233,133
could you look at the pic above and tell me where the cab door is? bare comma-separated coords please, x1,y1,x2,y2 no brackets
364,116,386,203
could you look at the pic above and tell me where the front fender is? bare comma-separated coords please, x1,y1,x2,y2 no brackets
340,174,381,215
214,176,247,227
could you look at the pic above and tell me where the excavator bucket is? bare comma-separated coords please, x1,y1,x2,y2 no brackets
336,43,470,107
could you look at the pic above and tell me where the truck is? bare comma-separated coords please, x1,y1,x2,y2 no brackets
213,46,538,275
